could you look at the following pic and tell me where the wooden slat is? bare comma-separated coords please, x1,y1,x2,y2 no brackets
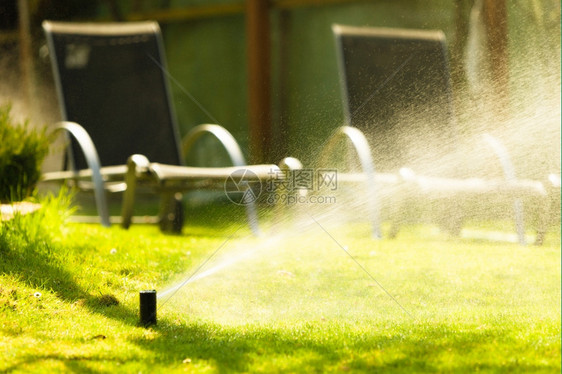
149,163,280,181
337,172,547,198
415,177,547,197
41,165,128,182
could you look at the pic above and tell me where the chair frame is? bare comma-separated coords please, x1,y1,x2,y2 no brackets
40,20,279,234
317,126,558,245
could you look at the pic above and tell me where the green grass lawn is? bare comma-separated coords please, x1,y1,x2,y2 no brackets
0,195,560,373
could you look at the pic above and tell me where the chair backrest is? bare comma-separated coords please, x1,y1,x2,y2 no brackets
333,24,456,172
43,21,183,169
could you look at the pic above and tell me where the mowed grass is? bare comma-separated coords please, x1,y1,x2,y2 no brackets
0,195,560,373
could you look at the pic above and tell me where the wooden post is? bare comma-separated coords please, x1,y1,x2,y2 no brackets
451,0,471,87
246,0,272,163
483,0,509,108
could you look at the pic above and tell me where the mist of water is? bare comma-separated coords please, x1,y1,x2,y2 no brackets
2,3,557,323
310,2,560,239
156,214,394,324
157,234,285,302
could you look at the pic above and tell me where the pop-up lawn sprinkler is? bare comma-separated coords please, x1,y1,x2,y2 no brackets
139,290,157,326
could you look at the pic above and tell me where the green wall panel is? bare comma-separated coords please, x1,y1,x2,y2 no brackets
163,14,249,165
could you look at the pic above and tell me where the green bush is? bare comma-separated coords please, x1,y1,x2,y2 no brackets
0,104,52,202
0,188,72,255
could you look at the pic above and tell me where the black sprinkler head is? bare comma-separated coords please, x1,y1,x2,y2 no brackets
139,290,157,326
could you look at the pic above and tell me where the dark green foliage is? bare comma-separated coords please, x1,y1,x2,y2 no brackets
0,104,52,202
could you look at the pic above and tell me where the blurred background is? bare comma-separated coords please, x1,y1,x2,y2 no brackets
0,0,560,179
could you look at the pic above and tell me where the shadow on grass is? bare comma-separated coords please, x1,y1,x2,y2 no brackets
0,234,145,372
0,201,142,329
2,313,557,373
126,319,557,373
0,242,139,321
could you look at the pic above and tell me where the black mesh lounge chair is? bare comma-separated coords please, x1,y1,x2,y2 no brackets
41,21,281,234
332,24,456,173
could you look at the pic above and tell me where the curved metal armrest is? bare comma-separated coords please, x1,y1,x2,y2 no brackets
319,126,381,238
182,124,246,166
181,124,262,235
54,121,110,227
483,134,525,245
